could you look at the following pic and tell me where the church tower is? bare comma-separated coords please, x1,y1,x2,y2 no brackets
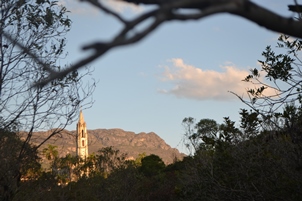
76,110,88,159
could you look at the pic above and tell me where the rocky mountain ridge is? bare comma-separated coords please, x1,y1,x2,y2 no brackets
30,128,185,164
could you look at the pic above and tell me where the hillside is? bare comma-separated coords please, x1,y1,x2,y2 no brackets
30,128,185,164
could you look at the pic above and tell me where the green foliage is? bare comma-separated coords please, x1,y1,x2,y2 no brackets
182,117,197,154
140,154,165,177
219,117,241,144
42,144,59,161
178,107,302,200
134,152,146,166
182,117,220,153
183,117,243,153
239,109,261,138
260,45,294,81
9,129,302,201
0,128,41,201
242,34,302,120
55,154,81,184
196,119,219,149
17,105,302,200
95,146,128,177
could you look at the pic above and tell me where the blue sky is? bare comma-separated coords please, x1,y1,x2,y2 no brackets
59,0,296,153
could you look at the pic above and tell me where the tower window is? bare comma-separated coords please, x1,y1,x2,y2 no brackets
82,130,84,138
82,140,85,146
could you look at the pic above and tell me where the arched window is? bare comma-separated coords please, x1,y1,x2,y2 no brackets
81,130,84,138
82,140,85,146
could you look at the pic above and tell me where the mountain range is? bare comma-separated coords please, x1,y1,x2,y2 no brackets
30,128,185,164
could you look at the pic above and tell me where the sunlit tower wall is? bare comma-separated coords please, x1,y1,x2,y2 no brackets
76,110,88,159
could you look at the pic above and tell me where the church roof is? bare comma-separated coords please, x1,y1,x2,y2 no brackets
79,110,85,124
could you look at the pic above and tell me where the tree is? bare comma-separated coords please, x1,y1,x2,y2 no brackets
239,108,261,139
43,145,59,161
95,146,128,177
231,33,302,135
0,0,95,145
235,35,301,110
230,8,302,130
182,117,197,155
179,110,302,200
42,144,59,174
55,154,81,184
183,117,221,153
196,119,219,150
0,0,95,197
134,152,147,166
140,154,165,177
0,128,41,201
219,117,241,144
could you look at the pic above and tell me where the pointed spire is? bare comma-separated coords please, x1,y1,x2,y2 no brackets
79,110,85,124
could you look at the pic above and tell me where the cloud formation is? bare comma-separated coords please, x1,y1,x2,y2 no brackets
104,0,143,13
158,58,276,101
58,0,142,16
58,0,99,15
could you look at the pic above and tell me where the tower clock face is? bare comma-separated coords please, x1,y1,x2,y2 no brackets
82,150,85,156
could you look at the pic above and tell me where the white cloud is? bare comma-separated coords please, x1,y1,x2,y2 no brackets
58,0,142,16
104,0,143,13
58,0,99,16
158,58,278,101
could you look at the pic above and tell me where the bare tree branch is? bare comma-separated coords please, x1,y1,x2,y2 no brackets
3,0,302,86
2,31,56,75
